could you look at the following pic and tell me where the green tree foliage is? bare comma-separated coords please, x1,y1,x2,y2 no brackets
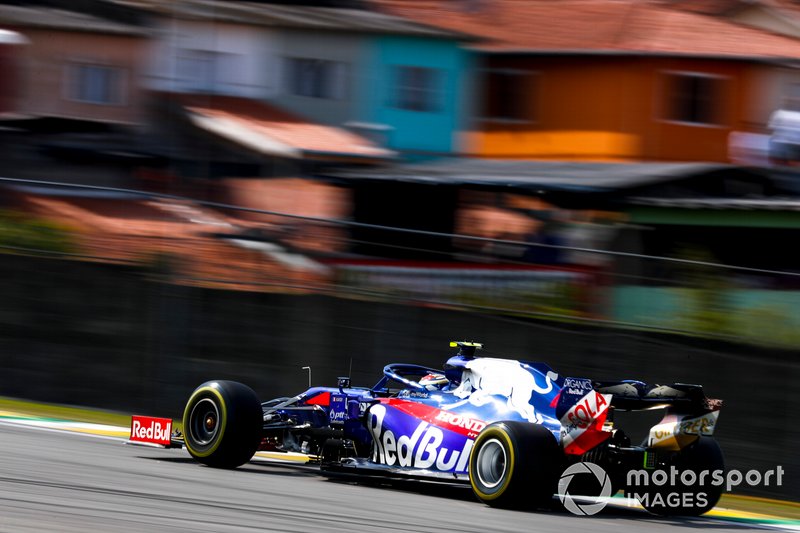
0,210,74,255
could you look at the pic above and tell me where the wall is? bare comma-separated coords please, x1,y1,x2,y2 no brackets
14,28,146,124
366,35,468,156
146,19,276,99
613,285,800,348
269,29,366,126
0,255,796,499
464,55,761,162
743,64,800,127
0,30,24,114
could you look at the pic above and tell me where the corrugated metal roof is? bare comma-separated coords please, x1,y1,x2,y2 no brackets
631,197,800,210
332,159,740,191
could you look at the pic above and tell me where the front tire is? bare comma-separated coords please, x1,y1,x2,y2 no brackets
469,421,561,509
183,380,262,468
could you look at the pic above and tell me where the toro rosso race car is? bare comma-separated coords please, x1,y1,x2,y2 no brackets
130,342,724,515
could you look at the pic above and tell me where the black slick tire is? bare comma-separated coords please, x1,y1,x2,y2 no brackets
182,380,262,469
469,421,561,509
639,437,725,516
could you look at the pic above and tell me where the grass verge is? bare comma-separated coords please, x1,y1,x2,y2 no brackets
0,395,183,432
718,493,800,521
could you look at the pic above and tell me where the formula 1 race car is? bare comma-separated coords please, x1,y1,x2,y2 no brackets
130,342,724,515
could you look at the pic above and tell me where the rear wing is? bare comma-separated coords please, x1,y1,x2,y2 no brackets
557,378,722,455
595,381,723,414
596,381,723,451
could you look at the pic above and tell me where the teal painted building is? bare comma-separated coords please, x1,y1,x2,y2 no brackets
265,24,474,160
361,35,473,159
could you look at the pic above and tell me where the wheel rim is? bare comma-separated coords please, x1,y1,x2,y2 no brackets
475,438,507,489
189,398,220,446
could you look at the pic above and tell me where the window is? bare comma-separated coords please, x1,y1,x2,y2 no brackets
783,82,800,111
285,58,347,100
395,66,439,112
177,51,216,91
482,69,535,122
176,50,239,93
664,73,723,125
66,64,123,105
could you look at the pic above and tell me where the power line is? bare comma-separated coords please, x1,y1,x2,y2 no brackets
2,175,799,277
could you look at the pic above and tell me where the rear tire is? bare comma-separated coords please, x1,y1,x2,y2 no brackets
183,380,262,468
469,421,561,509
639,437,725,516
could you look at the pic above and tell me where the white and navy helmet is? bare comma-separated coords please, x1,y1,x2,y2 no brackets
419,372,448,391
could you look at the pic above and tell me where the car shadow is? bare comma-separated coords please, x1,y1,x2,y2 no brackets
137,456,198,464
137,455,322,477
137,456,769,530
323,476,771,529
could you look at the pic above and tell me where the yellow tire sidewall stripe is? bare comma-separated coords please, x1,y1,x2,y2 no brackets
470,426,516,501
183,386,228,458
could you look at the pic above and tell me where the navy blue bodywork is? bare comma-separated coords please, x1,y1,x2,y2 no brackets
258,345,721,481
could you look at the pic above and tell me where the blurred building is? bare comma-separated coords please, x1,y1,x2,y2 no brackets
667,0,800,38
372,0,800,163
0,1,150,126
0,0,475,193
106,0,472,162
0,1,160,190
4,0,800,297
2,0,800,365
0,28,25,115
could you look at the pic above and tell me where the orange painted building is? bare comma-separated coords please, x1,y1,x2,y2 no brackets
468,55,766,162
373,0,800,162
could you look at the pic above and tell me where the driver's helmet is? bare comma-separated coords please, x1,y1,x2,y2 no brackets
419,372,448,391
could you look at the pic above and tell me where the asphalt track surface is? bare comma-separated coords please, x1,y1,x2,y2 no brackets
0,424,779,533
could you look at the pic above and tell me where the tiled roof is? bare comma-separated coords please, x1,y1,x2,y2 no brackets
180,94,394,161
11,191,330,293
0,4,148,35
665,0,800,17
109,0,466,38
657,0,744,15
219,177,351,254
371,0,800,57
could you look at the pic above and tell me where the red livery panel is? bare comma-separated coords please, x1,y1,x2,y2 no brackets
130,415,173,446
